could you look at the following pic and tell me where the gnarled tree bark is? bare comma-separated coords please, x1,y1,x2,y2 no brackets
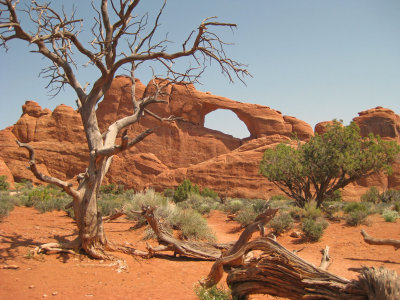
202,237,400,299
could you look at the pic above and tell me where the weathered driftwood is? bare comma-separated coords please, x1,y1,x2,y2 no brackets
361,230,400,250
319,245,332,271
202,237,400,300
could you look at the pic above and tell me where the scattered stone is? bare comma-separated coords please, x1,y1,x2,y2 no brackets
52,291,58,296
2,265,19,269
29,285,35,289
290,231,301,238
43,294,48,298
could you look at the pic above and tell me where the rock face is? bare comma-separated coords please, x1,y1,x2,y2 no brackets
0,78,398,200
353,107,400,143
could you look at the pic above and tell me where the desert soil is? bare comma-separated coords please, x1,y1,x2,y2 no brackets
0,206,399,300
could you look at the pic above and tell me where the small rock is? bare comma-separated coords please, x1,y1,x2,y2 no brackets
290,231,301,238
52,291,58,296
29,285,35,289
2,264,19,269
43,294,48,298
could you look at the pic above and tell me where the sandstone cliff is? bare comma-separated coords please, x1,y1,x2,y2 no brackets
0,77,398,200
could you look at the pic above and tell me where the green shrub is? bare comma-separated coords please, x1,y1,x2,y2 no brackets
382,209,399,222
125,189,168,226
346,210,369,226
343,202,372,226
14,179,33,190
194,284,231,300
289,206,305,221
201,187,219,199
100,183,124,195
169,208,215,241
343,202,371,214
323,190,342,202
0,176,10,191
234,208,257,227
124,189,216,242
17,185,72,213
173,179,200,203
250,199,269,213
224,199,244,214
380,189,400,203
163,188,175,198
98,194,128,216
269,194,288,201
394,201,400,213
301,217,328,242
269,212,294,236
303,202,322,220
177,194,220,215
361,187,380,204
0,191,16,220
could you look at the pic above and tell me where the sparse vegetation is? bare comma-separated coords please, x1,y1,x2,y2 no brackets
0,175,10,191
224,199,244,214
177,193,221,215
269,212,294,236
173,179,200,203
343,202,372,226
100,183,125,195
382,209,399,222
301,217,328,242
195,284,231,300
235,208,258,228
361,186,381,204
18,185,71,213
201,187,219,199
0,191,16,220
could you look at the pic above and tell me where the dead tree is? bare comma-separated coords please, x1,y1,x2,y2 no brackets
202,237,400,300
0,0,248,259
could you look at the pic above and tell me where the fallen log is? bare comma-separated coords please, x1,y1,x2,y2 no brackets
361,230,400,250
140,206,278,261
140,206,232,260
201,237,400,299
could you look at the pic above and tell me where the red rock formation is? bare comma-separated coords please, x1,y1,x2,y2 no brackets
353,106,400,142
0,78,398,200
0,157,14,189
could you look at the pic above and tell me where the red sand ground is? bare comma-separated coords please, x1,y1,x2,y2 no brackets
0,207,399,300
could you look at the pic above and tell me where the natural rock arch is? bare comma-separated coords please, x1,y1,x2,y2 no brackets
204,108,251,139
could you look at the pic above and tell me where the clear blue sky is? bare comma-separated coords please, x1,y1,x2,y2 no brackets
1,0,399,139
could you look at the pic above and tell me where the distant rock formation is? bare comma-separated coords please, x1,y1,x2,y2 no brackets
0,77,398,200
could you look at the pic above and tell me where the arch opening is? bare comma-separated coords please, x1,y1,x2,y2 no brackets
204,109,250,139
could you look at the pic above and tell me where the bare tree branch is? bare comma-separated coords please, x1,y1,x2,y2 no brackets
16,140,80,199
361,230,400,250
96,128,153,159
